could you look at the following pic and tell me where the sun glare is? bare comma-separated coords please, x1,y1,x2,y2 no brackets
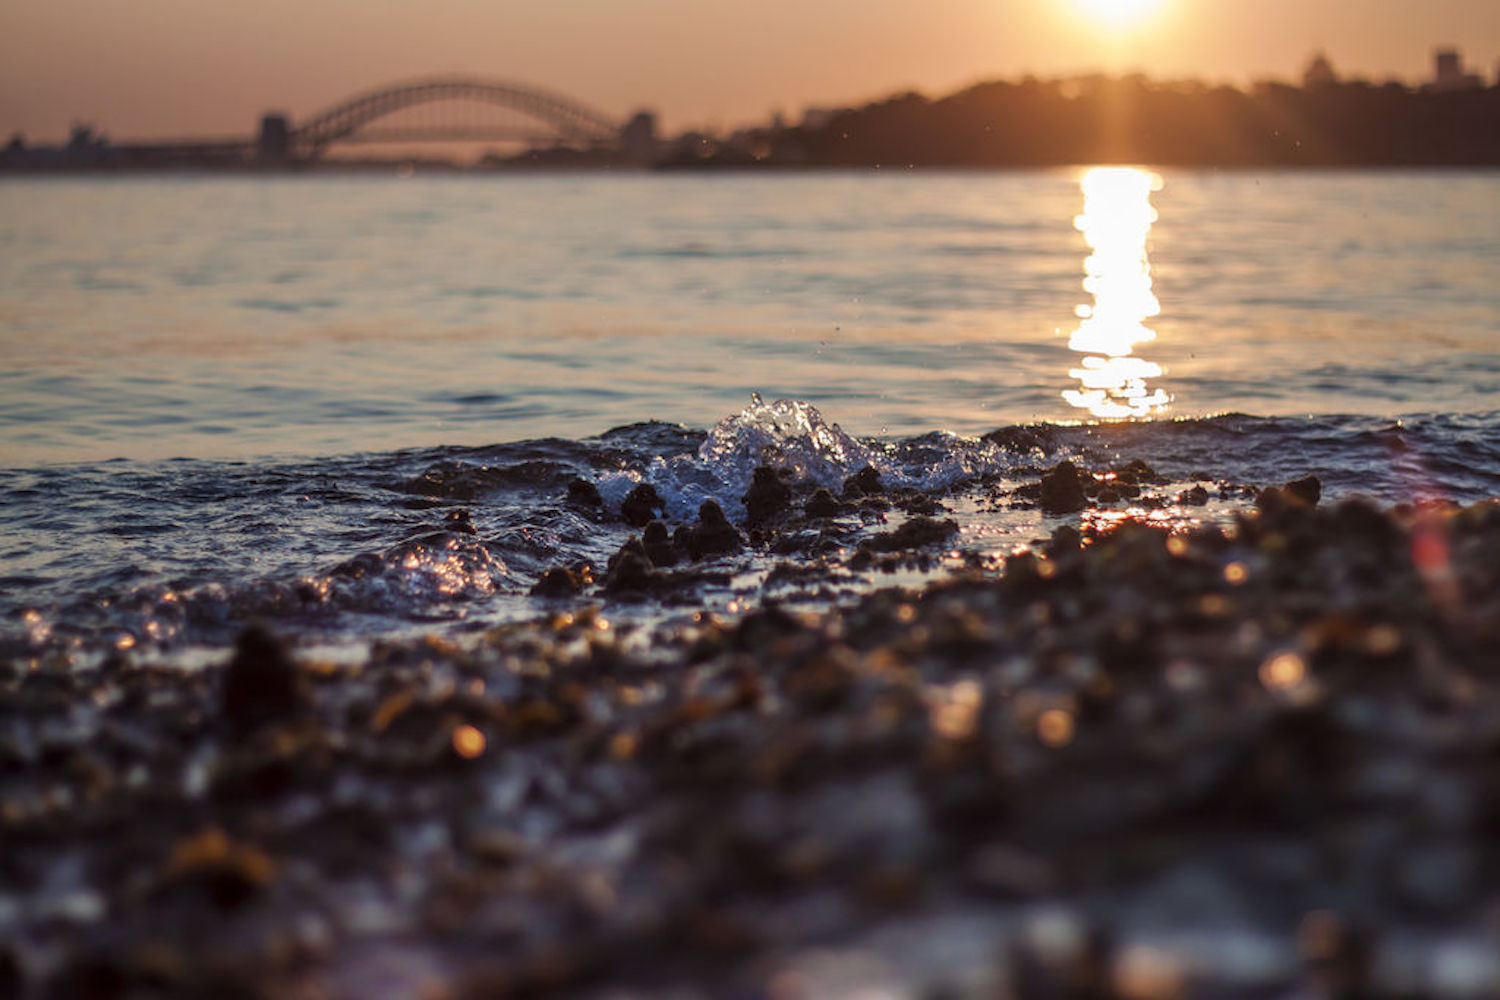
1062,167,1171,420
1073,0,1164,29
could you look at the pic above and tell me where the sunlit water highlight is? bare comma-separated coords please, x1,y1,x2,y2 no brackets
1063,167,1171,418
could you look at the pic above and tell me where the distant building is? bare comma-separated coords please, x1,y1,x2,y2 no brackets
258,113,291,163
1429,47,1484,91
1302,52,1338,89
620,111,658,164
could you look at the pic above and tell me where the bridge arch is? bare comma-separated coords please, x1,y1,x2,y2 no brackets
290,77,620,156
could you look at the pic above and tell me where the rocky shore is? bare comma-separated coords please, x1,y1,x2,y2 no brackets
3,461,1499,999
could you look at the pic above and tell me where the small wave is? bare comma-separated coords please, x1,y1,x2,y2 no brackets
616,244,807,261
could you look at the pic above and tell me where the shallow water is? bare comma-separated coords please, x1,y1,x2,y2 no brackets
1,169,1497,659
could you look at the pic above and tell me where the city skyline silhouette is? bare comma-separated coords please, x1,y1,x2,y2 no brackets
2,0,1496,143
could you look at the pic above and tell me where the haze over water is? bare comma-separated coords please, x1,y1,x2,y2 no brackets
0,169,1496,466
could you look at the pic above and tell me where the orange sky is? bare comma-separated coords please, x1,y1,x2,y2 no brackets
2,0,1497,142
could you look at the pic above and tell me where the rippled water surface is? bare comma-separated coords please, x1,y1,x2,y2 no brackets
1,170,1497,657
2,170,1495,463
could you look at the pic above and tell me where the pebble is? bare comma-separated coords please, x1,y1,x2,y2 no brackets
220,624,306,737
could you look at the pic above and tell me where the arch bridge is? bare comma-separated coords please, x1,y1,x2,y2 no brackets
269,77,622,159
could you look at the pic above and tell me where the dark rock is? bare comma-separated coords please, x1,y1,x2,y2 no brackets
606,548,654,593
330,551,385,580
743,465,793,526
531,566,587,597
1110,458,1166,486
442,508,477,534
566,478,603,509
1181,485,1210,506
863,516,959,553
895,492,946,516
605,543,656,593
642,520,680,567
151,827,277,913
1258,474,1323,514
803,488,843,519
1299,910,1374,1000
0,948,18,1000
1045,524,1082,557
842,465,884,498
221,624,306,737
680,500,744,560
1039,461,1088,515
1284,474,1323,506
620,483,665,527
43,955,129,1000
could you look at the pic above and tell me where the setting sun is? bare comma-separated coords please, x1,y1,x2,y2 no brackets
1073,0,1166,29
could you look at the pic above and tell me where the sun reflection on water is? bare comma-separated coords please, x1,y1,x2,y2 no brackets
1062,167,1172,419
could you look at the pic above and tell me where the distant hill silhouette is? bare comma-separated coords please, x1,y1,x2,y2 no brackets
671,75,1500,168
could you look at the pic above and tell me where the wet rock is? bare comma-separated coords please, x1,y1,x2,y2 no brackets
0,949,18,1000
152,826,277,911
442,508,477,535
42,956,130,1000
1258,473,1323,513
1040,461,1088,514
678,500,744,560
895,491,946,516
1110,458,1166,486
1046,524,1082,558
1299,910,1374,1000
221,624,306,737
1284,474,1323,506
1180,484,1210,506
803,488,843,519
330,551,385,580
605,537,656,592
531,566,589,597
1007,912,1115,1000
642,520,680,567
862,516,959,553
743,465,793,526
566,477,603,509
842,465,884,498
620,483,665,527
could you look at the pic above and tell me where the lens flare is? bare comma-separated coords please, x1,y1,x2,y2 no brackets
1073,0,1165,29
1062,167,1171,420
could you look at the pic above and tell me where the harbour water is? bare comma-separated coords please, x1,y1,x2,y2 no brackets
1,168,1497,657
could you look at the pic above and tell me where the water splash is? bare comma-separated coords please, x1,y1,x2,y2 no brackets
698,393,875,488
1062,167,1172,419
599,394,877,521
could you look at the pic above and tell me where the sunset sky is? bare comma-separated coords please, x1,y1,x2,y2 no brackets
2,0,1497,142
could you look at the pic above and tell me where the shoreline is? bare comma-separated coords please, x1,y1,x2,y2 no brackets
4,458,1499,998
